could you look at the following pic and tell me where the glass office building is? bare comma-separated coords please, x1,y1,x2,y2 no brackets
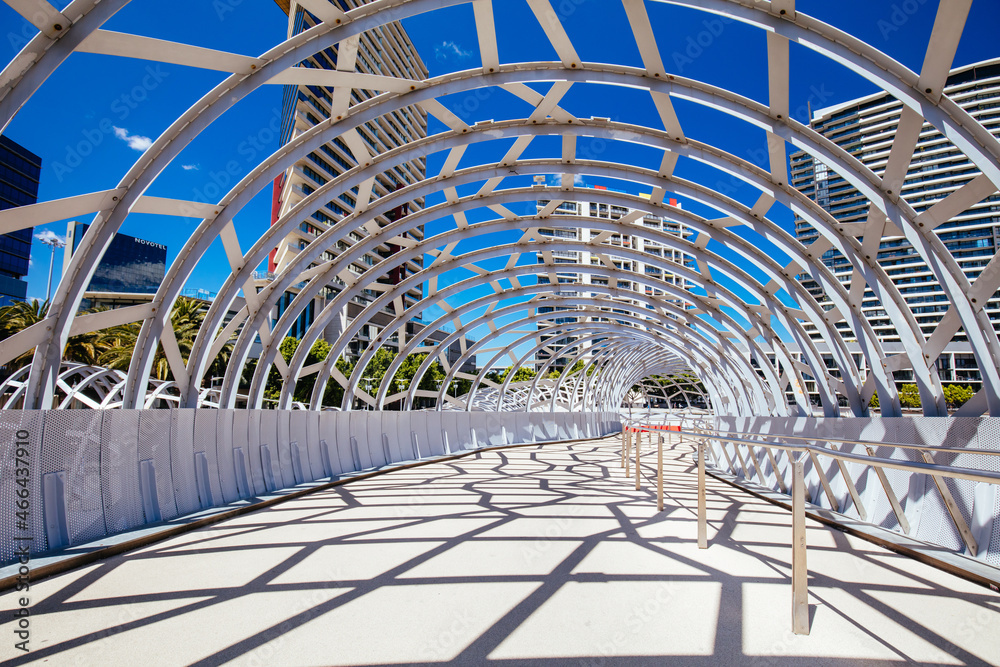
66,222,167,295
789,58,1000,396
0,135,41,306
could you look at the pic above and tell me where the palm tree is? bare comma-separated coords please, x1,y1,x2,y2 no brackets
0,299,49,371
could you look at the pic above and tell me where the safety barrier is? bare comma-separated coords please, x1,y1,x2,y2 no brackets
0,409,621,563
618,421,1000,636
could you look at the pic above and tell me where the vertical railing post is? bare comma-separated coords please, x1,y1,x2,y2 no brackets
657,434,664,511
621,429,626,469
792,454,809,635
625,430,631,477
635,426,641,490
697,440,707,549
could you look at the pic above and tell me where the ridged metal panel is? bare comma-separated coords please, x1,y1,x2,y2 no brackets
215,409,239,503
468,413,490,449
275,409,295,488
99,410,143,535
288,410,312,482
438,411,458,454
515,411,532,444
482,412,502,447
347,410,372,469
137,410,177,520
0,410,45,560
193,409,223,506
365,411,388,466
246,410,266,494
318,411,344,475
335,411,357,472
170,410,199,516
453,411,473,450
380,411,401,463
394,412,413,460
424,412,445,456
407,411,429,460
304,410,324,480
40,410,106,547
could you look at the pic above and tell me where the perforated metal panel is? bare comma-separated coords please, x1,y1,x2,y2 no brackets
407,412,430,458
335,411,357,472
99,410,143,535
424,412,445,456
170,410,199,516
366,411,388,466
275,410,295,488
246,410,266,494
305,410,324,480
349,411,374,469
318,411,343,475
438,412,458,455
215,410,239,503
0,410,45,560
39,410,106,547
193,409,223,506
138,410,177,520
288,411,313,482
452,411,472,451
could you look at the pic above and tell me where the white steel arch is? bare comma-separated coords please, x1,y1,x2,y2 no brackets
1,0,997,417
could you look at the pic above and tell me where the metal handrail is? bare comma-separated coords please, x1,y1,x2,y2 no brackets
688,427,1000,457
614,421,1000,636
679,430,1000,486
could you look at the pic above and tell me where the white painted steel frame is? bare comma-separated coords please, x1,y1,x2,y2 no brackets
2,0,998,416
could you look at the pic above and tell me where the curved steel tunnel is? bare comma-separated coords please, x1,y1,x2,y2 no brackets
1,0,999,418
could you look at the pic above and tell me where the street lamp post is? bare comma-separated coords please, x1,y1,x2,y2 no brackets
39,233,66,302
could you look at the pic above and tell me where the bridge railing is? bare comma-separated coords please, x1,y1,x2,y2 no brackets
616,417,1000,635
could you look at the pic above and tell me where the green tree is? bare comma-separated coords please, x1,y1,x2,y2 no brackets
899,383,921,409
943,384,974,409
869,391,879,409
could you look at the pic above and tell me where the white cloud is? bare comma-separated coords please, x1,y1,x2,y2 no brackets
34,229,66,245
112,126,153,152
434,40,473,61
181,164,200,171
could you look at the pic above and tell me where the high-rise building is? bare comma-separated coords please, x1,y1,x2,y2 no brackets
65,221,167,300
789,58,1000,397
0,135,41,306
263,0,434,362
533,183,694,372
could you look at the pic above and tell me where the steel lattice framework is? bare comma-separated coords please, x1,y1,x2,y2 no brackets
1,0,998,417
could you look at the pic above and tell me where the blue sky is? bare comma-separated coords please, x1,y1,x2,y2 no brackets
1,0,999,364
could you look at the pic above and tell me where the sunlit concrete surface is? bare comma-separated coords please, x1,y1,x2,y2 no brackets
4,435,999,666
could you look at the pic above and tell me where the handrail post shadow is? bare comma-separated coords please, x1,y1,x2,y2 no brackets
657,434,664,512
698,440,707,549
792,454,810,635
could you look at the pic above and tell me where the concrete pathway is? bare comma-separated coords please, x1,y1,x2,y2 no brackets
3,436,999,666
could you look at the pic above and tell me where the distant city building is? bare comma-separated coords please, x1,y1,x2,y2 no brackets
0,135,41,306
264,0,473,375
534,182,694,372
789,58,1000,400
64,221,167,308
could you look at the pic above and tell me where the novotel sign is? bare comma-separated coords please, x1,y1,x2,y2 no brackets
133,237,167,251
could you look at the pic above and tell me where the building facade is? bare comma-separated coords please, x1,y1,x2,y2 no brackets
534,183,694,372
261,0,471,373
789,58,1000,402
0,135,41,306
